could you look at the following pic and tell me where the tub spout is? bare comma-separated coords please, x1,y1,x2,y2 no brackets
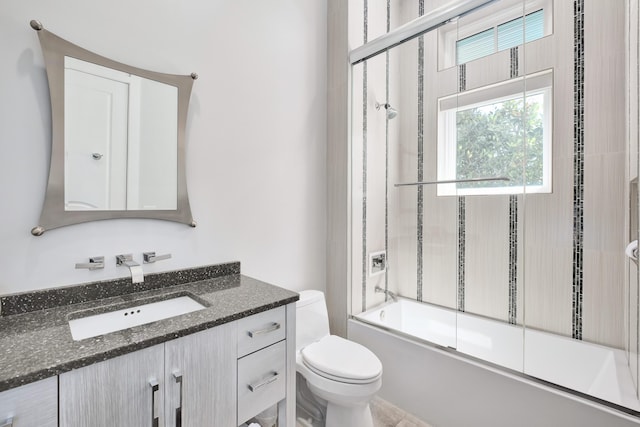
375,286,398,302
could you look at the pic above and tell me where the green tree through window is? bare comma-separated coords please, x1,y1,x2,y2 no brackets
455,94,544,190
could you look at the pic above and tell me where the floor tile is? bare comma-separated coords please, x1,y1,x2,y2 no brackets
371,397,433,427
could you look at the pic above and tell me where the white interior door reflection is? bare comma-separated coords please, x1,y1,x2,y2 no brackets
65,61,128,210
64,57,178,211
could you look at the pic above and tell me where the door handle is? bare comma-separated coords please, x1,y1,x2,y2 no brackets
173,371,183,427
248,372,279,392
247,322,281,338
149,378,159,427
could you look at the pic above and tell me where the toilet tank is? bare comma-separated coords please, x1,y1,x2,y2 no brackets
296,290,331,350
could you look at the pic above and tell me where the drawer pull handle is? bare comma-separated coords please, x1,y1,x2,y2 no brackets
0,418,13,427
248,322,281,338
173,371,183,427
248,372,279,392
149,378,159,427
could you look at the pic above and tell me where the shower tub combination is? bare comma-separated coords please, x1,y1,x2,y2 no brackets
345,0,640,424
349,298,640,427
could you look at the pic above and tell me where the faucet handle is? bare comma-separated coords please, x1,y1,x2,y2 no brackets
75,256,104,270
143,252,172,264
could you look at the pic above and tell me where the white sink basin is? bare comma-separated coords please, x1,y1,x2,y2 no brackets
68,295,206,341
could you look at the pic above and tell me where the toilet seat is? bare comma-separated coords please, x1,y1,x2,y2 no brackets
301,335,382,384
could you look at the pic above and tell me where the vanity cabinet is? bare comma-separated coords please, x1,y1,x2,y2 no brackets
0,377,57,427
58,303,295,427
59,323,236,427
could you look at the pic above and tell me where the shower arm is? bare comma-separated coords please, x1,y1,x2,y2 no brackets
394,176,509,187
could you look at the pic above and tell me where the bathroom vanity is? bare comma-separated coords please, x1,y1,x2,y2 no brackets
0,262,298,427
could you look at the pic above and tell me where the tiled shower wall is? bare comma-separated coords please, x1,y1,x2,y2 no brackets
351,0,631,350
350,0,404,313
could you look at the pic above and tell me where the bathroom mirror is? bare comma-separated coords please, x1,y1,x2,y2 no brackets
30,20,197,235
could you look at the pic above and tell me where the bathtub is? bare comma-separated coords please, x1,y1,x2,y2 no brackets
349,298,640,426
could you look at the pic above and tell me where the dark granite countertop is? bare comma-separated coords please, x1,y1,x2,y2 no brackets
0,265,298,393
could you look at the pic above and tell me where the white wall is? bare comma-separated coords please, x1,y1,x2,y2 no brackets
326,0,349,337
0,0,327,295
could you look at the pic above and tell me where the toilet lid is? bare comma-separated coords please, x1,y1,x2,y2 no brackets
301,335,382,384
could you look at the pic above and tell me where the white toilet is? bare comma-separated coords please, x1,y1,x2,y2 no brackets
296,290,382,427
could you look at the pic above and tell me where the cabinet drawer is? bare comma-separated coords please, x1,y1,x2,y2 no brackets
237,341,286,425
237,306,286,357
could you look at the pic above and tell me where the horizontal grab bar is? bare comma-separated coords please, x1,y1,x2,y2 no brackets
394,176,510,187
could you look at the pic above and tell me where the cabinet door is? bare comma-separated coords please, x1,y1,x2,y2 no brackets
59,344,165,427
0,377,57,427
164,322,237,427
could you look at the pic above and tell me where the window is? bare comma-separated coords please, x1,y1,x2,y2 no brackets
437,0,552,70
457,10,545,65
437,71,553,196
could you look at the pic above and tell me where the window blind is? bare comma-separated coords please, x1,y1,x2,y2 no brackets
456,9,544,65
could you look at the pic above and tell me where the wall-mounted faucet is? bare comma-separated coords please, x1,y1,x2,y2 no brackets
375,286,398,302
116,254,144,284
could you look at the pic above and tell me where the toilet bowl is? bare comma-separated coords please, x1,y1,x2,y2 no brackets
296,290,382,427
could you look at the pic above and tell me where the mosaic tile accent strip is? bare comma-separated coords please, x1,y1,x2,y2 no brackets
509,195,518,324
459,63,467,92
572,0,585,340
508,46,519,324
510,46,519,79
508,46,519,323
362,0,369,312
363,0,368,44
456,59,467,311
1,262,241,316
458,197,466,312
416,0,425,302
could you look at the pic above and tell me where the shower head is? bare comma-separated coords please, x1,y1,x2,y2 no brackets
375,102,398,120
